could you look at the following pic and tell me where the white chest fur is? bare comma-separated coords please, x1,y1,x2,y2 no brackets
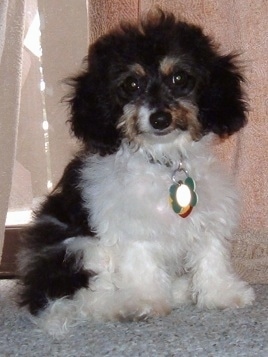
80,136,239,250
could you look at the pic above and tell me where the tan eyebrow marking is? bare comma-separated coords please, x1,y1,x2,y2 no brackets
160,57,179,76
129,63,146,76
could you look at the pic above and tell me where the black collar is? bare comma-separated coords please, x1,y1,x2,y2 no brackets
148,155,177,168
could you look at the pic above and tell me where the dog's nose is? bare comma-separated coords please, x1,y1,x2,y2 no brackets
149,111,172,130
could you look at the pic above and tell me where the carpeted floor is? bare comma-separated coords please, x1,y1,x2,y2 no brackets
0,281,267,357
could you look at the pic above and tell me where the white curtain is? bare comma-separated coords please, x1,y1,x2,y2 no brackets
0,0,88,263
0,0,26,260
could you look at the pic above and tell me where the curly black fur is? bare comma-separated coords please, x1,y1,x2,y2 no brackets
18,157,96,314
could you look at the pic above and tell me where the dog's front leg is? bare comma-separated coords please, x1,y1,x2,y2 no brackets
188,235,255,309
110,240,173,321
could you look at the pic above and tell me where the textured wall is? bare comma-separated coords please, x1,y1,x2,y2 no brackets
87,0,139,42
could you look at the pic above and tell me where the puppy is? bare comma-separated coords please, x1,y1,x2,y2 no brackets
18,11,255,335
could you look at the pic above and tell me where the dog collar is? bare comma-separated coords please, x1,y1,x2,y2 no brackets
169,159,198,218
148,156,174,167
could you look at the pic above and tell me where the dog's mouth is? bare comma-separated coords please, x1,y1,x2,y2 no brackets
149,126,180,138
152,129,174,136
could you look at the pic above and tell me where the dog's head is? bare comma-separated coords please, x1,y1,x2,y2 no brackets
67,11,247,154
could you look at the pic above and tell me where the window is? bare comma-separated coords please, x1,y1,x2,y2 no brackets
6,0,89,227
1,0,88,276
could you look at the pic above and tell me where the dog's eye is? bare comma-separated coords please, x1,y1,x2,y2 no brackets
123,76,140,93
172,71,189,87
170,70,196,96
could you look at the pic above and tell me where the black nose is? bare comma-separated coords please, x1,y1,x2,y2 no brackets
149,111,172,130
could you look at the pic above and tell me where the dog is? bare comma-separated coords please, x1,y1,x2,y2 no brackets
18,11,255,335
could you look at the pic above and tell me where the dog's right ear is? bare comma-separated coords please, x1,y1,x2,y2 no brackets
197,54,248,137
65,67,121,155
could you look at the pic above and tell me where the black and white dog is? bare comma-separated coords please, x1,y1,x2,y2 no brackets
18,11,254,335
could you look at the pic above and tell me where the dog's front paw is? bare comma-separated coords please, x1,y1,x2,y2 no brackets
114,300,171,322
196,281,255,309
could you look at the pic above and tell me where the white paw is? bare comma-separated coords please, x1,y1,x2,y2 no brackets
114,299,172,322
172,276,192,307
35,297,83,336
196,282,255,309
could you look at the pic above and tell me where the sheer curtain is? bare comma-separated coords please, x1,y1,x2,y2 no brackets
0,0,26,260
0,0,88,262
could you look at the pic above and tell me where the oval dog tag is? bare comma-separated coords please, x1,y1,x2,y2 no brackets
169,170,198,218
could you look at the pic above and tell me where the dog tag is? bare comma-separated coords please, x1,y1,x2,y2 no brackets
169,168,198,218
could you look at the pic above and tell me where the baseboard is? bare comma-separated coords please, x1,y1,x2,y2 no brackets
0,226,24,278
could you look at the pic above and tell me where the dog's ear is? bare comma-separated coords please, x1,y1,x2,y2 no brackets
198,54,248,137
66,68,121,155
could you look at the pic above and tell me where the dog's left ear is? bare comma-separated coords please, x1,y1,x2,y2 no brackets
65,69,121,155
198,54,248,136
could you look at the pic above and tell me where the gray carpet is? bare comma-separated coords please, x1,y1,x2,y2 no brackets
0,281,267,357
